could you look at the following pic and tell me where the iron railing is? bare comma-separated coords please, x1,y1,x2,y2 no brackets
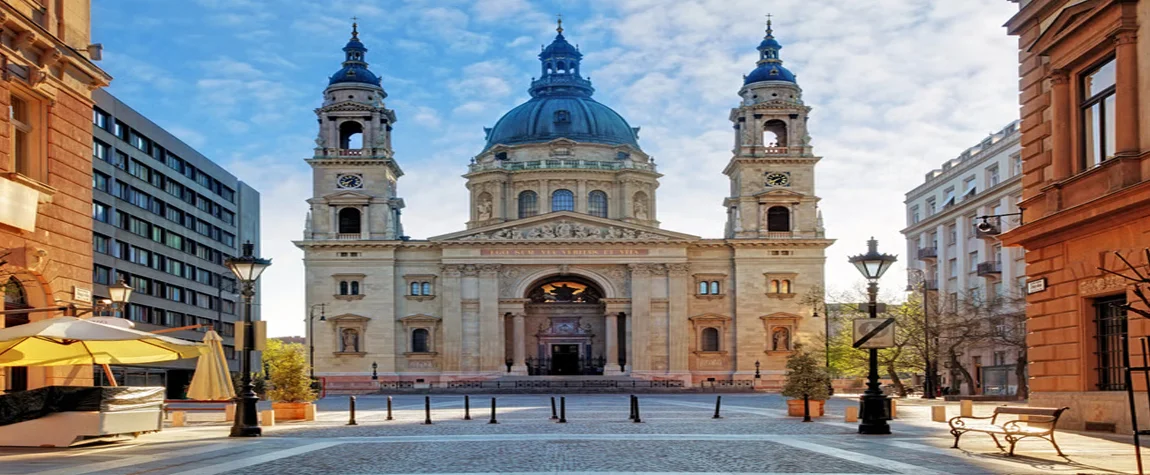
1095,296,1129,391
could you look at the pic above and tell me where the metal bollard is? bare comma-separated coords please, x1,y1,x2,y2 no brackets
348,396,358,426
558,396,567,423
713,395,722,419
550,396,558,420
464,395,472,420
629,395,636,421
489,398,498,424
424,396,432,425
633,396,642,423
386,396,393,421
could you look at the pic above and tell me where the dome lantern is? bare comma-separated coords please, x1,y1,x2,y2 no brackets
744,16,797,85
328,22,382,87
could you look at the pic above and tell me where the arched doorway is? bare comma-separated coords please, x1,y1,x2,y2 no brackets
3,277,31,391
519,276,608,375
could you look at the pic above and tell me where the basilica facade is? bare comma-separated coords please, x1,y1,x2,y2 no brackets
296,21,832,389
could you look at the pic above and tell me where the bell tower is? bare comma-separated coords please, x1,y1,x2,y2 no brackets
304,23,405,241
723,19,824,240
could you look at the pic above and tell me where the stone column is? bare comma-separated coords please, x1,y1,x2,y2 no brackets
604,312,621,375
512,313,527,374
540,179,550,213
576,180,587,213
478,264,501,372
361,205,369,239
1050,70,1072,180
440,265,464,373
329,205,337,238
1114,32,1140,157
667,263,691,376
628,264,653,375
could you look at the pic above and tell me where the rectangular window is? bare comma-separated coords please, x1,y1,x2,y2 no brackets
111,180,128,199
987,165,1000,187
1011,153,1022,177
129,132,150,153
129,217,151,237
910,205,920,224
962,176,977,198
1095,295,1128,391
947,224,957,245
221,186,235,203
9,94,37,178
166,153,182,172
114,121,127,139
948,258,958,279
968,251,979,273
93,201,110,223
93,234,110,254
93,265,111,285
93,140,109,162
222,232,235,247
943,188,956,207
93,171,110,193
165,231,184,250
113,151,128,170
93,109,108,129
195,219,211,236
128,160,150,181
1081,57,1117,170
221,209,235,225
925,198,936,216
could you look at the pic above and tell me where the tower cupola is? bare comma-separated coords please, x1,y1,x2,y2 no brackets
328,22,382,87
529,19,594,98
744,18,797,85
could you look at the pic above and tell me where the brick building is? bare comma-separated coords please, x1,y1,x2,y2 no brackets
1002,0,1149,431
0,0,111,391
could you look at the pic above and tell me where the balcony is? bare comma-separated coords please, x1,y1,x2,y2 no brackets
917,247,938,261
334,233,363,240
976,261,1002,278
468,158,657,174
762,230,826,239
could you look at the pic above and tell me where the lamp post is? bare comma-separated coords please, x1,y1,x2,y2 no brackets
308,303,326,381
106,279,133,316
849,237,897,435
813,303,833,396
225,241,271,438
906,268,935,400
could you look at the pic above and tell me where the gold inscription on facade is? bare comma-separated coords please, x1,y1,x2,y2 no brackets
480,249,649,256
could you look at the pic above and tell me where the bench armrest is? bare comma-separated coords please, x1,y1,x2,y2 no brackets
948,415,993,429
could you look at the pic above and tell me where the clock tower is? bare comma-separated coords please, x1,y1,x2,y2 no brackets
304,23,405,241
723,20,824,241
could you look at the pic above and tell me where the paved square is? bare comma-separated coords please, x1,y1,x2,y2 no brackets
0,394,1138,474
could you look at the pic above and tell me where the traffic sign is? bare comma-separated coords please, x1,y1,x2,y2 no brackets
853,318,896,349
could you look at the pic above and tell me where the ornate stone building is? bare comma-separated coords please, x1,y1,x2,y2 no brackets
297,21,832,389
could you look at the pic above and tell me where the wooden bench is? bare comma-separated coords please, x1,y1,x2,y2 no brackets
948,406,1070,456
162,400,234,418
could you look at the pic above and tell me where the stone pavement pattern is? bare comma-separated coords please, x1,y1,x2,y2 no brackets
0,394,1140,474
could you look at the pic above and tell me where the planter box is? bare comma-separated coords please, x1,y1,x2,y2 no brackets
786,398,825,417
272,402,311,421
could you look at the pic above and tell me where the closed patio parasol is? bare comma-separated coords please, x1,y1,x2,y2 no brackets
186,330,235,400
0,316,204,366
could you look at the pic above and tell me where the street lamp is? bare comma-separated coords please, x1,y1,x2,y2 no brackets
308,303,326,380
107,279,133,309
226,241,271,438
906,268,936,400
812,303,833,396
849,237,897,435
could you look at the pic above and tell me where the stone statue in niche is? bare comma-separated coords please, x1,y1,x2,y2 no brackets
341,328,360,352
772,327,790,351
633,199,649,221
477,196,493,221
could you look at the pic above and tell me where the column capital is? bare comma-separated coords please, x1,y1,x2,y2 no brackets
461,264,480,277
478,264,501,275
1049,69,1070,85
440,264,464,277
667,263,691,276
1114,30,1137,45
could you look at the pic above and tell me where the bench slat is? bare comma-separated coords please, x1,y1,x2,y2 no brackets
992,406,1063,416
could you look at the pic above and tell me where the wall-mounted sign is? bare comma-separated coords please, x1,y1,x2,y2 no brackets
1026,278,1047,295
480,249,649,256
73,286,92,304
853,318,896,349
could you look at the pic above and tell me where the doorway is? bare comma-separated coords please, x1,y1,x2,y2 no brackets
551,344,580,375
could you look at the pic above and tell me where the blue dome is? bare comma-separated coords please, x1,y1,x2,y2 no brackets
744,63,797,84
484,96,640,150
327,23,382,87
483,22,640,151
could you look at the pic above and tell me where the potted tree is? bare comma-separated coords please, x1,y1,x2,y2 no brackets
264,339,317,421
781,345,831,421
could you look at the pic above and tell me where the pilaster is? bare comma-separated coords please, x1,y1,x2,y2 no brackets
667,263,691,375
628,263,656,373
440,264,464,372
478,264,502,372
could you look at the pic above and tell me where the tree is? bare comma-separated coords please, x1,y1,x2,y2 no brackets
781,344,831,422
262,339,316,403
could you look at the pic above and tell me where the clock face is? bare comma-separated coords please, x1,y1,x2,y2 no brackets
765,172,791,187
337,174,363,189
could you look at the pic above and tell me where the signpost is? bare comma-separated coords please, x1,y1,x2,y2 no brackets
853,318,896,349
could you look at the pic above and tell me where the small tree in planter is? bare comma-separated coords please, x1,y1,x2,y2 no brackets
263,339,316,420
781,345,831,422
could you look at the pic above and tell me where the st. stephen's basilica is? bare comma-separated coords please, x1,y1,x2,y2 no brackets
295,20,832,389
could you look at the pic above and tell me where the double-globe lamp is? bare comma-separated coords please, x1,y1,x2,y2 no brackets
848,237,897,435
226,241,271,438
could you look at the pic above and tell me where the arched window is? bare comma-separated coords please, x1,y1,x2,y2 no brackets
339,121,364,149
763,119,788,147
339,281,349,295
350,281,360,295
4,277,29,309
780,279,791,294
411,282,421,296
698,281,709,295
701,327,720,352
412,328,430,353
338,207,362,234
421,282,431,295
556,61,567,73
518,191,538,218
551,189,574,212
709,281,720,295
588,190,608,218
769,280,780,293
766,206,790,232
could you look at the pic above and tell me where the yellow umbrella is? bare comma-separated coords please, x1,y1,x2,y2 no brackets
186,330,235,400
0,316,204,366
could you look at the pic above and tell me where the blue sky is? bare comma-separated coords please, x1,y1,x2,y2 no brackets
92,0,1022,337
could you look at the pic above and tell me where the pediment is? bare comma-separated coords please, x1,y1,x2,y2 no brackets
430,211,699,243
753,189,806,200
1029,0,1098,54
329,313,370,323
760,312,802,322
400,314,441,325
321,190,374,203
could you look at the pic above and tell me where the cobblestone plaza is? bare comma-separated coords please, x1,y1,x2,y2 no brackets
0,394,1137,474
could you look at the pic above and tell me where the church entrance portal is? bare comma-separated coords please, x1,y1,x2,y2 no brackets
514,275,619,376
